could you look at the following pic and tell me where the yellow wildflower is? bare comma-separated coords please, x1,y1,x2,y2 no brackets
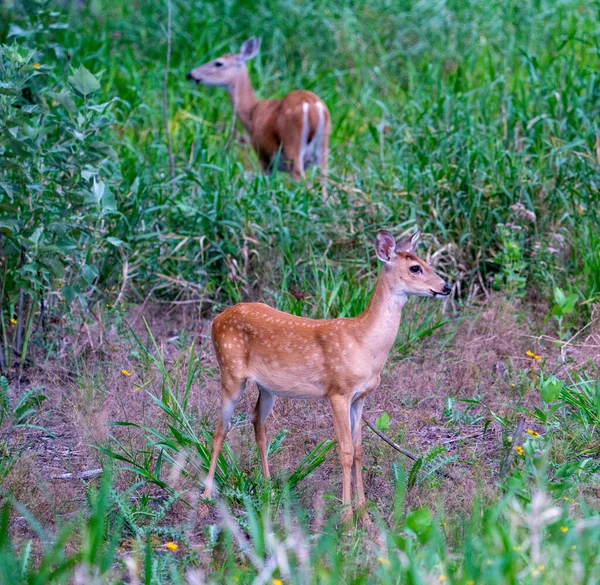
532,570,540,577
165,542,178,551
121,369,132,377
33,63,40,69
466,581,475,585
525,350,542,361
560,526,568,533
513,545,522,551
526,429,540,438
377,557,390,565
571,545,576,550
439,577,447,582
515,445,524,455
273,580,283,585
537,565,545,571
10,318,17,325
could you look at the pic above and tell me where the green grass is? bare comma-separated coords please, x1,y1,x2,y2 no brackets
1,0,600,582
3,0,600,318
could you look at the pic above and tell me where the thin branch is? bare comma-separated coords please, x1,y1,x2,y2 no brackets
500,416,525,478
363,416,419,461
15,247,25,354
363,415,456,481
162,0,175,192
114,249,129,308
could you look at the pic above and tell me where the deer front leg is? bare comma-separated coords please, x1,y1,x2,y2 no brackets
350,396,367,514
329,395,354,525
253,384,276,481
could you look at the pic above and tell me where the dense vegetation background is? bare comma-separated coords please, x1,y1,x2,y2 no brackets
0,0,599,583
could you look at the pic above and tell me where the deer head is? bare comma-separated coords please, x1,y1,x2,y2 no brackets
375,230,451,298
186,37,262,86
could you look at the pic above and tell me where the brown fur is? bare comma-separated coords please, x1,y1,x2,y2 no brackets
203,230,451,522
187,38,331,184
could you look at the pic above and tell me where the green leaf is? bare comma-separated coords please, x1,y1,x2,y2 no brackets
106,237,124,247
408,457,422,489
68,65,101,97
28,226,43,245
405,506,432,543
43,258,65,278
0,220,17,234
540,376,564,403
62,285,76,305
376,411,391,433
49,91,77,115
562,293,578,315
553,286,566,307
85,179,105,205
82,264,99,285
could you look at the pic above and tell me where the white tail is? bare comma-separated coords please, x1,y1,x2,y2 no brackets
203,229,452,523
187,37,331,186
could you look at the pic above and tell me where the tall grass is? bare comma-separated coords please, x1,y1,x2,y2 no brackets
1,464,600,584
2,0,599,330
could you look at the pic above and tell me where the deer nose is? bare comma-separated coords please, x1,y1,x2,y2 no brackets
186,72,193,80
443,283,452,295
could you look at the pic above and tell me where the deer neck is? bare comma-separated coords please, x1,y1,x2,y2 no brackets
356,268,407,361
228,68,259,133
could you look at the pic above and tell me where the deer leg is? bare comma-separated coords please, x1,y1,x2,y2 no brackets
350,396,367,514
329,395,354,525
319,131,329,198
253,384,276,481
203,375,246,499
282,143,304,182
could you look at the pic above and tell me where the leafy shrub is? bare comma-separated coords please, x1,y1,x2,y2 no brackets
0,38,122,371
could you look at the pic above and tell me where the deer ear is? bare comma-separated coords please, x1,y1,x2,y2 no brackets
396,230,420,253
375,230,397,263
239,37,261,61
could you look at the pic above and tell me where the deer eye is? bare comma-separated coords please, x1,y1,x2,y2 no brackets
409,265,422,274
214,61,223,67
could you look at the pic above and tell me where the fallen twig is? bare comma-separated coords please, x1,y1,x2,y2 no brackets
363,415,457,481
442,432,483,445
51,468,103,480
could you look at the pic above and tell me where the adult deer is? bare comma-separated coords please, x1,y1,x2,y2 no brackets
186,37,331,183
203,230,451,522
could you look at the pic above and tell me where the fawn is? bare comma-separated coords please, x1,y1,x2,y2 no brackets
186,37,331,183
203,229,451,522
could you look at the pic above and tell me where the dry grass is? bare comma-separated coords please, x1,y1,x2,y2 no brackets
3,295,599,534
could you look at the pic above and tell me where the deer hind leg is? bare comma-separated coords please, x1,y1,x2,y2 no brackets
319,130,329,199
329,395,354,524
350,396,367,514
203,373,246,499
283,143,304,182
253,384,276,481
283,102,310,182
